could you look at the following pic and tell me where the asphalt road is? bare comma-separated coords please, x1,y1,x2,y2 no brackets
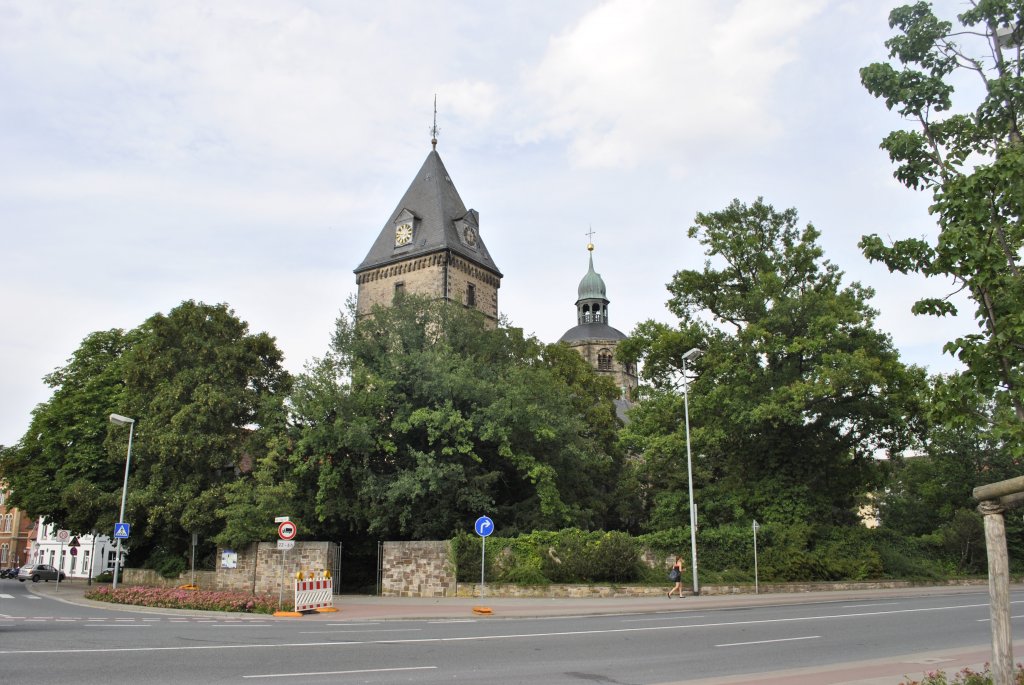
0,581,1019,684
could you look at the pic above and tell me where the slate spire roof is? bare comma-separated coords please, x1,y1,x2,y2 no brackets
354,148,502,277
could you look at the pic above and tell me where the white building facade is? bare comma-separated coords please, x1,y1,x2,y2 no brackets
29,519,122,580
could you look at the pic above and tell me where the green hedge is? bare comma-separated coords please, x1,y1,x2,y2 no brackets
451,523,972,585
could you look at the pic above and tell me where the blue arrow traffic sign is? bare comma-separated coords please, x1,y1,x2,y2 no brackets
113,523,131,539
474,516,494,537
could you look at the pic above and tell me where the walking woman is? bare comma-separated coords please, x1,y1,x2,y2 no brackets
667,556,685,598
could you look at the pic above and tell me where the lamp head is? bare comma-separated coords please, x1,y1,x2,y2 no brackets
109,413,135,426
682,348,703,362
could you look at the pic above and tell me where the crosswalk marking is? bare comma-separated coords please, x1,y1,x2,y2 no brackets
0,594,13,599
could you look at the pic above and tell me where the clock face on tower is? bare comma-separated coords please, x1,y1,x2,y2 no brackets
463,226,477,246
395,222,413,246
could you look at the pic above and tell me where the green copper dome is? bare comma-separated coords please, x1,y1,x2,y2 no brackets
577,247,607,300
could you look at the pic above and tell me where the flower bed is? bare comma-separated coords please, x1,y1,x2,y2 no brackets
84,585,280,614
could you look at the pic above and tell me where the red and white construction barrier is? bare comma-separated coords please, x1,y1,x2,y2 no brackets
294,576,334,612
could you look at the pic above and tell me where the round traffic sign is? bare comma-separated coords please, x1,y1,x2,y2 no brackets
474,516,494,537
278,521,297,540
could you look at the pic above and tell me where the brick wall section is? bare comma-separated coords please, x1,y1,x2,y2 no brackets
382,540,455,597
122,569,217,588
120,542,337,595
214,542,337,596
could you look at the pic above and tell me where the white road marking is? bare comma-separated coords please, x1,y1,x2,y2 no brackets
428,619,477,624
0,601,1000,656
211,624,272,627
623,615,706,622
0,594,13,599
842,602,899,608
84,624,151,628
243,666,437,679
977,615,1024,621
299,628,423,634
325,622,381,626
717,635,820,647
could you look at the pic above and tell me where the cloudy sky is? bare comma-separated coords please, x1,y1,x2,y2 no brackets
1,0,978,446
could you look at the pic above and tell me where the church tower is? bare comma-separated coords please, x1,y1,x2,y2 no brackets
354,136,502,323
559,242,638,407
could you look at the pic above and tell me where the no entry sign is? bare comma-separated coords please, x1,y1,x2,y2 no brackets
278,521,297,540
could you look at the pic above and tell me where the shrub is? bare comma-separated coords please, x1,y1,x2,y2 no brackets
899,664,1024,684
146,547,188,579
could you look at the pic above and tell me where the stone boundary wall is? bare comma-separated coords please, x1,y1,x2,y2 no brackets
454,578,989,598
122,569,217,588
215,542,337,596
382,540,455,597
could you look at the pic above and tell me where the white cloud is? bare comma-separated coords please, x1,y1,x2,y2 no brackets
0,0,981,448
521,0,825,168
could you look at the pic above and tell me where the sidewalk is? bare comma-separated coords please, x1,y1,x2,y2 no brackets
22,580,1018,684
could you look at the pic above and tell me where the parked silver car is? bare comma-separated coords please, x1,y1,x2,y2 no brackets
18,563,65,582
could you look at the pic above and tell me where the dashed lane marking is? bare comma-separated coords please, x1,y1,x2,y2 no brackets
243,666,437,679
717,635,820,648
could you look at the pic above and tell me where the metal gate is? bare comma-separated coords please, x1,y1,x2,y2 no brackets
329,541,342,594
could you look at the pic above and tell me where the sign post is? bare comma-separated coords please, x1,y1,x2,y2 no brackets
752,520,760,595
190,532,198,587
56,530,71,591
276,519,296,611
474,516,494,600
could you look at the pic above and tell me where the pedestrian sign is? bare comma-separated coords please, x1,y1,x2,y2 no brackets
114,523,131,539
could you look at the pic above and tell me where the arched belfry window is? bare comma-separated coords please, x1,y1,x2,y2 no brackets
598,348,613,371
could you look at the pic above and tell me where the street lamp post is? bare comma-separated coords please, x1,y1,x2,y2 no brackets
108,413,135,590
682,347,702,596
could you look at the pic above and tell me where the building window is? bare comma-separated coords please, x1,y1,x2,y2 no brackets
467,283,476,307
0,543,8,564
598,349,613,371
393,282,405,302
1,513,11,533
0,490,6,505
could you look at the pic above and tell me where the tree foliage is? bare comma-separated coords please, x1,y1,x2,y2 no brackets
288,295,626,542
0,329,135,533
620,199,925,529
860,1,1024,452
0,301,291,564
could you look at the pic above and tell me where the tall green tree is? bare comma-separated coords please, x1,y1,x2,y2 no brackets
620,199,925,529
0,301,291,566
0,329,135,533
119,300,291,562
289,295,625,542
860,1,1024,454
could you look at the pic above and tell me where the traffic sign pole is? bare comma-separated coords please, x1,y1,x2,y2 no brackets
474,516,494,601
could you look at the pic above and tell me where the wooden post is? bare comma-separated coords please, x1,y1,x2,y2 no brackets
978,499,1013,685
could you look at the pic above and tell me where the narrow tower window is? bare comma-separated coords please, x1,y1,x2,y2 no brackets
467,283,476,307
393,282,406,302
